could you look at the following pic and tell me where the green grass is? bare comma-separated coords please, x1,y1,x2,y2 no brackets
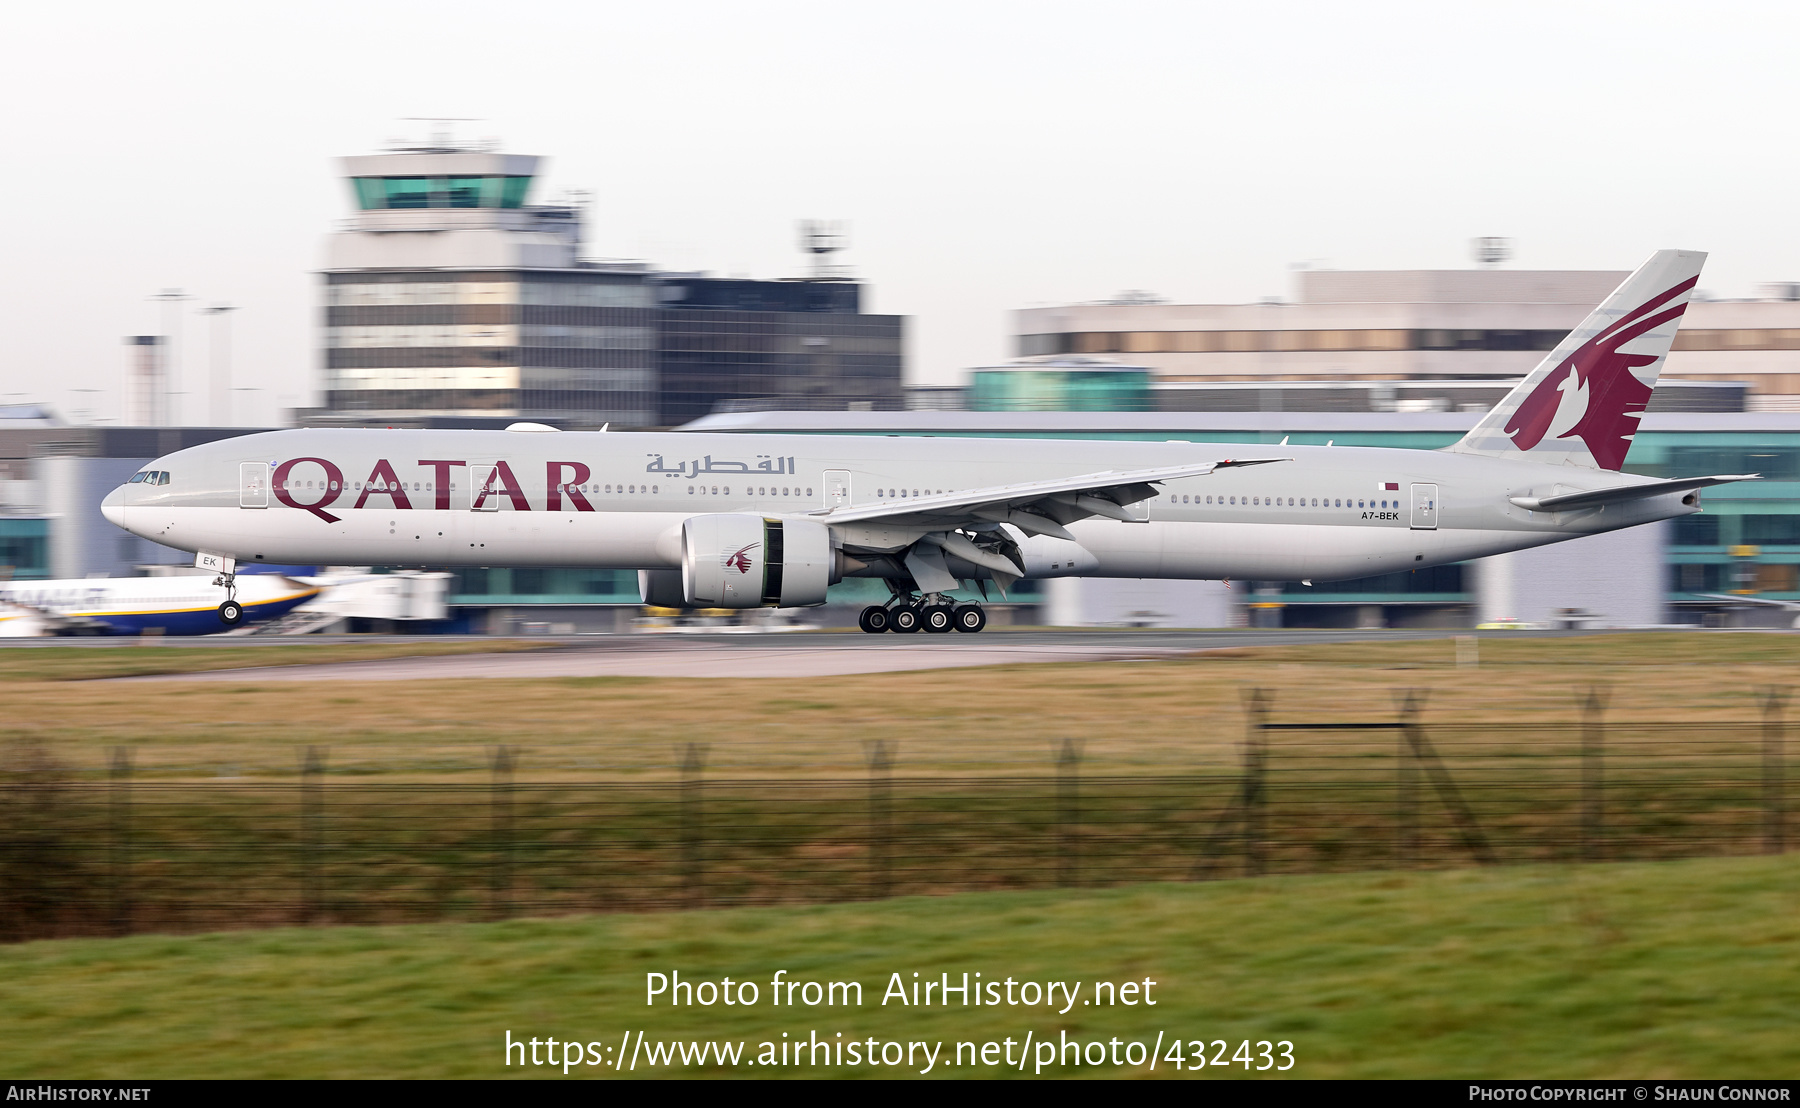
0,639,552,682
2,854,1796,1079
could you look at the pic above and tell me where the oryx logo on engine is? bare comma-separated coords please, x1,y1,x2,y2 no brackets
723,543,760,574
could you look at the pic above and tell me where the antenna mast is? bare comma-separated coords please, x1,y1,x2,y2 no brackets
797,220,849,280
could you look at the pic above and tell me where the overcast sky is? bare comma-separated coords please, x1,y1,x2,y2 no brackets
3,0,1796,424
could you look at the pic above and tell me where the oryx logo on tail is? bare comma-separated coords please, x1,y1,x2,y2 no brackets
1502,275,1697,470
1451,250,1706,471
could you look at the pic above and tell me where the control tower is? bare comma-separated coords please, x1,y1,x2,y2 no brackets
319,137,657,428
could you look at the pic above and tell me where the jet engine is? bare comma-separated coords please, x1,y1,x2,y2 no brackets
653,514,838,609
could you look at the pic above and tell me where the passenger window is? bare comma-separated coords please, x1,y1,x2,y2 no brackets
652,485,658,494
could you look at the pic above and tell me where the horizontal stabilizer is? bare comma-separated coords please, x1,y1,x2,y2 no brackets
1508,474,1758,513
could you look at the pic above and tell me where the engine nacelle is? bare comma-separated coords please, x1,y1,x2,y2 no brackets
679,514,835,608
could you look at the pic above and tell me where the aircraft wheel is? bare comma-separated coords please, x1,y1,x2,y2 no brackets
922,604,955,633
889,605,922,634
953,605,987,633
217,600,244,627
858,605,891,634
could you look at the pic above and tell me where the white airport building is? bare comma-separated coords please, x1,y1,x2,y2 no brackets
1015,267,1800,411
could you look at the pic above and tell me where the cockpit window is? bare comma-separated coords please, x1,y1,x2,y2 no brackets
129,472,148,483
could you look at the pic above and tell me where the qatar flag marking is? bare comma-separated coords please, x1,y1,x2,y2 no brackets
1377,482,1399,491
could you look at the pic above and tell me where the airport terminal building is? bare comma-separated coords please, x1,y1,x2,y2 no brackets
1015,268,1800,412
312,142,904,430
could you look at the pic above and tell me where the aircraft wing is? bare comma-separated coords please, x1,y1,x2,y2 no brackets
807,458,1289,538
1508,474,1759,513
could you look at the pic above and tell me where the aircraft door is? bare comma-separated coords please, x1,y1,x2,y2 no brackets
470,465,499,511
1410,483,1439,530
239,462,269,508
823,469,852,509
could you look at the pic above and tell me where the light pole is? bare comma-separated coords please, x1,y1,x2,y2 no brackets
205,304,239,426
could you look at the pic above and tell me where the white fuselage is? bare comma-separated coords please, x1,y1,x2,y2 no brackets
102,428,1696,589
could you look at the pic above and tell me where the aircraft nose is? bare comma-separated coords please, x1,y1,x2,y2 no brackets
101,486,126,529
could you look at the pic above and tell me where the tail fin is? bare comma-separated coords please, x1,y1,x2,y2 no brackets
1448,249,1705,470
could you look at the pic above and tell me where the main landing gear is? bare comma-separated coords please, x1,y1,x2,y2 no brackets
859,594,987,635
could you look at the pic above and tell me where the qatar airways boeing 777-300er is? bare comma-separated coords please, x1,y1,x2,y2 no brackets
102,249,1752,634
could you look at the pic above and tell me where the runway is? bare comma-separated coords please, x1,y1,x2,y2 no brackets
106,627,1549,682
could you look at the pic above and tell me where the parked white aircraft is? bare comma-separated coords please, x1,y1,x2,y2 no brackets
0,574,318,636
101,250,1751,634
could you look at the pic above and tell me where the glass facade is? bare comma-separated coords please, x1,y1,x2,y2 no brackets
0,517,49,579
351,176,533,210
322,270,903,427
971,368,1153,412
322,272,659,425
656,279,904,426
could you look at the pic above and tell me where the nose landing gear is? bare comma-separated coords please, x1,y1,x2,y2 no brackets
213,566,243,627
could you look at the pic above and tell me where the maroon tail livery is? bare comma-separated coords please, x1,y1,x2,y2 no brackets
1453,250,1705,471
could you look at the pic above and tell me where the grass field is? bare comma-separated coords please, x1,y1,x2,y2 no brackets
0,639,552,683
1,853,1795,1079
3,631,1794,781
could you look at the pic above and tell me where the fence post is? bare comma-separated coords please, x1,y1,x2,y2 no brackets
1056,739,1082,888
867,739,893,900
490,746,514,920
680,743,707,909
1397,692,1420,867
300,746,325,924
108,746,132,936
1765,689,1787,855
1243,689,1269,877
1580,688,1607,863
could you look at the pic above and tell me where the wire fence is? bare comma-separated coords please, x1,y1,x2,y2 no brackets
0,688,1788,942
